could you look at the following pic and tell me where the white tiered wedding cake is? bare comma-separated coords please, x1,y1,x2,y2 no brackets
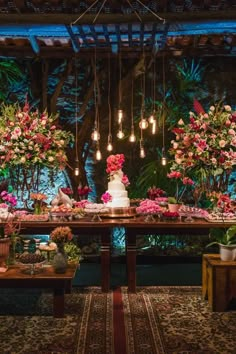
103,154,130,208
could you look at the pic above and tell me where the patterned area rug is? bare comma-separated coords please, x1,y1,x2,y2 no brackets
0,286,236,353
121,286,236,354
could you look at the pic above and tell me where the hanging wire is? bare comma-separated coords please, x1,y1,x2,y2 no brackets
74,58,80,176
107,54,113,151
161,53,167,166
129,75,136,142
71,0,165,26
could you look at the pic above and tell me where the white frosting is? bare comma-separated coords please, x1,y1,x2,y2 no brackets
106,170,130,208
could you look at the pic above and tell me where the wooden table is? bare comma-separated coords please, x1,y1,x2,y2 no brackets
0,263,77,317
11,220,113,292
1,218,233,293
202,254,236,311
123,218,235,292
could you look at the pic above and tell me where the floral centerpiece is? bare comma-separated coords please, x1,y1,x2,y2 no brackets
106,154,129,185
0,101,74,207
50,226,73,245
77,185,92,200
30,192,47,215
169,101,236,202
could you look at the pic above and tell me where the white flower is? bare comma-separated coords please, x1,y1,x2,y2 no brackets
209,106,215,111
48,156,54,162
219,140,226,148
224,105,231,112
178,119,184,125
20,156,26,163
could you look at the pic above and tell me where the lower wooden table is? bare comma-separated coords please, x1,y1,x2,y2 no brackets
0,263,77,317
202,254,236,311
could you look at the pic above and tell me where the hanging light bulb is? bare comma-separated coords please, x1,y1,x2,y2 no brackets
96,144,102,161
152,119,157,135
91,128,100,142
161,147,167,166
139,117,148,130
118,109,123,124
117,127,124,139
149,111,155,124
140,140,145,158
129,126,136,142
140,146,145,158
74,159,79,176
106,135,113,151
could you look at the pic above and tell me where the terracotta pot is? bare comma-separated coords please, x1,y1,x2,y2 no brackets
168,204,181,213
219,244,236,262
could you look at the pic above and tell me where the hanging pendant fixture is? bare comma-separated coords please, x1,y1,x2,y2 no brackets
161,53,167,166
106,54,113,152
129,76,136,142
74,58,80,177
95,142,102,161
91,46,101,146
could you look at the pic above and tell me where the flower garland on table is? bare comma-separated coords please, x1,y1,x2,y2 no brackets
169,101,236,199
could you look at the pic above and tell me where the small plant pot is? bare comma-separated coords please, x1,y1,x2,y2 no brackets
219,244,236,262
168,204,181,213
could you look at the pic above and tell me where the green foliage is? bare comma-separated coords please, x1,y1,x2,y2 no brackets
64,241,83,263
0,60,23,101
207,226,236,247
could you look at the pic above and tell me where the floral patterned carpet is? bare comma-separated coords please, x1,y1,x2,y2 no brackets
0,286,235,353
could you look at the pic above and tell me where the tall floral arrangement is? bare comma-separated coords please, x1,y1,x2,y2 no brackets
0,101,74,206
169,102,236,198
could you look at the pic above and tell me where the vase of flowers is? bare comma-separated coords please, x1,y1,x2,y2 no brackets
167,171,194,206
30,192,47,214
169,102,236,201
0,101,74,208
50,226,73,273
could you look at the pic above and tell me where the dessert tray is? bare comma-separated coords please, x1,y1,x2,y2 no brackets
16,213,49,222
18,254,46,275
205,212,236,223
178,206,208,219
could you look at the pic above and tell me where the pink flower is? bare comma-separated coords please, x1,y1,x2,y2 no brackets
182,177,194,186
121,174,130,187
167,171,182,179
106,154,125,174
101,192,112,204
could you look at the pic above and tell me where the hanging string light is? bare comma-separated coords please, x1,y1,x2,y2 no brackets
107,54,113,151
161,53,167,166
91,47,100,142
74,58,80,177
139,53,148,130
139,123,145,158
149,58,157,135
117,49,125,139
96,142,102,161
129,75,136,142
117,49,123,124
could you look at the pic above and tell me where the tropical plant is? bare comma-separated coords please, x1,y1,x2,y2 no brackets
207,225,236,247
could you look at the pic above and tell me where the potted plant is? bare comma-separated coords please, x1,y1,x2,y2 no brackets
167,196,181,212
207,225,236,261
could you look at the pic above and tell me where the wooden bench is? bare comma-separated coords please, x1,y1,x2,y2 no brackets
202,254,236,311
0,263,77,317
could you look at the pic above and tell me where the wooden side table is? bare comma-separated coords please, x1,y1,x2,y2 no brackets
202,254,236,311
0,263,77,317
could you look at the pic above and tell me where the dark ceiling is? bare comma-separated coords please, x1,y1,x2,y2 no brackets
1,0,236,58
